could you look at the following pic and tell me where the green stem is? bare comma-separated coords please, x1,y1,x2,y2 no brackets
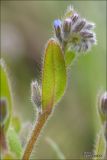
22,108,52,160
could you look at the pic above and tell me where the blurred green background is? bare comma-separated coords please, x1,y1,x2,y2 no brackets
1,1,106,159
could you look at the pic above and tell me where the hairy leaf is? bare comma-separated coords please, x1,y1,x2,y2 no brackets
42,39,66,110
7,127,23,158
0,59,12,131
12,116,21,133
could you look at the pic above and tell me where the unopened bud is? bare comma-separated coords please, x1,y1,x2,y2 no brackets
71,13,79,25
84,22,95,30
73,19,86,32
80,31,94,38
31,81,42,113
63,18,71,33
98,92,107,122
0,98,8,127
54,19,62,42
101,92,107,115
62,18,71,41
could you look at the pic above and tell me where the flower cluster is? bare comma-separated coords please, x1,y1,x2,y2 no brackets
54,6,96,53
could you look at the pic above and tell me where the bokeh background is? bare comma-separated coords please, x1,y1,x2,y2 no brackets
1,0,106,159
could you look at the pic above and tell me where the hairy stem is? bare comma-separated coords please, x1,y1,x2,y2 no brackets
22,108,52,160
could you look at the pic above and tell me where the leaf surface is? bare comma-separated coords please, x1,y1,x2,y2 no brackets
7,127,23,158
0,59,12,131
42,39,66,110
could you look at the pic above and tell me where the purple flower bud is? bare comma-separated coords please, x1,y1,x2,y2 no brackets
54,19,62,29
73,19,86,32
54,19,62,42
98,92,107,123
0,98,8,126
100,92,107,115
63,18,71,32
89,38,97,44
84,22,95,30
80,31,94,38
62,18,71,41
71,13,79,25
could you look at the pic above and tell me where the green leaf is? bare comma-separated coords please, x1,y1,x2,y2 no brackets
0,59,12,131
7,127,23,158
42,39,66,110
65,50,76,67
12,116,21,133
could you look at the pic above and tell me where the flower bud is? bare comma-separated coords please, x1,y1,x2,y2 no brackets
98,92,107,122
54,19,62,42
0,98,8,127
63,18,71,32
101,92,107,115
84,22,95,30
71,13,79,25
80,31,94,38
31,81,42,113
73,19,86,32
89,38,96,45
62,18,71,41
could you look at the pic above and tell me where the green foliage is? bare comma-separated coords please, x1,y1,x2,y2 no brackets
0,59,12,132
7,127,23,158
12,116,21,133
42,39,67,110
